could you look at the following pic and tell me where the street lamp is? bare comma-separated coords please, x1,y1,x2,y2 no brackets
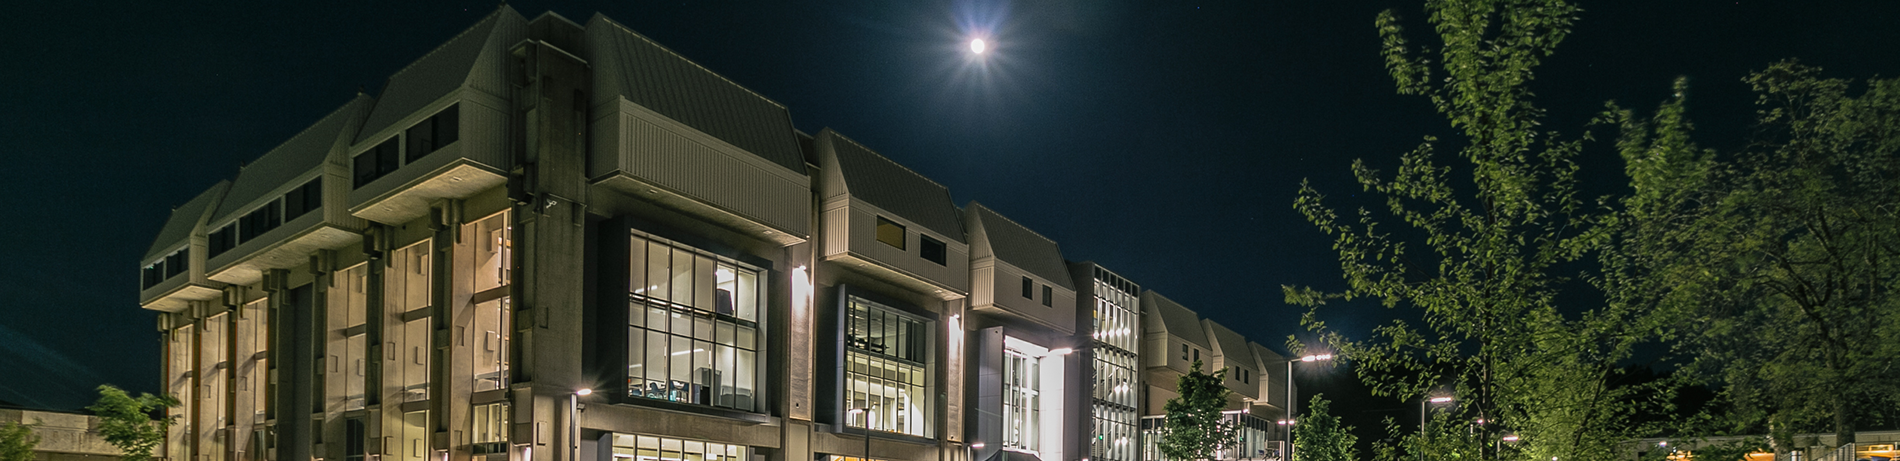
1286,354,1334,459
1421,396,1452,432
570,389,592,461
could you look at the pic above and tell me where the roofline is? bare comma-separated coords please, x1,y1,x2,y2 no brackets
373,5,517,98
587,14,791,111
819,128,956,192
966,201,1063,248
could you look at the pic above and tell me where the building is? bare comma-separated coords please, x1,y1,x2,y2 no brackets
1,407,123,461
136,7,1296,461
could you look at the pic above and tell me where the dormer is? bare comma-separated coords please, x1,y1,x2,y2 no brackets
1250,341,1289,416
1141,290,1213,375
584,14,810,246
1204,320,1262,401
140,181,231,312
965,202,1076,334
813,129,969,299
347,7,527,224
204,96,374,286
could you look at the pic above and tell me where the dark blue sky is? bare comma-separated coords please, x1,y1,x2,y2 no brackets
2,0,1896,429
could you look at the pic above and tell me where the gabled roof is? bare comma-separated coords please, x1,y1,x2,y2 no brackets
587,15,804,173
356,6,524,143
1205,320,1258,369
1144,290,1211,348
145,181,230,262
212,95,373,224
966,202,1073,289
1250,342,1286,365
822,130,965,242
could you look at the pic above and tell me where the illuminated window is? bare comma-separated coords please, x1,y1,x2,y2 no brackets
844,295,930,437
876,216,906,250
626,234,762,412
610,434,749,461
1003,347,1041,451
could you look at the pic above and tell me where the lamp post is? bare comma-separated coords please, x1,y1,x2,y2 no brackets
1285,354,1332,460
571,388,592,461
848,407,872,461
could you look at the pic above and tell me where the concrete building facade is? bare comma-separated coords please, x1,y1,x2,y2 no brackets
137,8,1297,461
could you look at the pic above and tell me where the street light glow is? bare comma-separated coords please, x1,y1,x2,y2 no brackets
574,388,592,396
1429,396,1453,403
1046,347,1074,356
1301,354,1333,362
970,38,986,54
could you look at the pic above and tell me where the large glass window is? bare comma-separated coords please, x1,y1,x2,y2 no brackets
236,299,269,461
200,314,229,460
470,403,508,449
1003,347,1040,451
400,410,428,461
468,212,510,392
332,264,369,411
611,434,749,461
844,296,930,438
388,241,431,403
625,234,761,412
166,325,194,461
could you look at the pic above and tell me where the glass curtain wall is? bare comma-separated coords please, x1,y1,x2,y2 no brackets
625,233,762,412
1091,275,1140,461
843,296,930,438
611,434,749,461
1002,348,1041,452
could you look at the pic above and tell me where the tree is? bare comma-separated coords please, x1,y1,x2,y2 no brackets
1284,0,1678,459
0,419,39,461
88,385,179,461
1158,360,1236,461
1615,61,1900,447
1293,396,1358,461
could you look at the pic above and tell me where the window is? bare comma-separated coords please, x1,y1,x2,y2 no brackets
611,434,748,461
1022,276,1034,299
844,295,930,437
626,234,762,412
1181,344,1189,361
1193,348,1200,362
353,138,400,188
209,225,236,257
283,179,322,222
468,212,511,392
470,403,508,446
920,235,947,265
343,419,365,461
406,104,459,163
1042,285,1053,307
332,264,369,411
238,200,282,242
875,216,906,250
1004,346,1041,452
143,247,189,289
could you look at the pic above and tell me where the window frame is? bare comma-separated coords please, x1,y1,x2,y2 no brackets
875,216,907,250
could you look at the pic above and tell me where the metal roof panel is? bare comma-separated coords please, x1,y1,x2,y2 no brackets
145,181,230,262
1143,290,1211,348
821,130,965,242
966,202,1073,289
212,95,373,223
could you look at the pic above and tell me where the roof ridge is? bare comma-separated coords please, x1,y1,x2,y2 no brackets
825,130,954,192
968,201,1061,248
376,6,510,93
242,95,369,170
592,14,789,111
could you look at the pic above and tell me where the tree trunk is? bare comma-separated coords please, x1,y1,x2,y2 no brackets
1835,395,1856,446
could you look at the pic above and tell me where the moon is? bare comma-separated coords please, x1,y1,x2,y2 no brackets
970,38,987,54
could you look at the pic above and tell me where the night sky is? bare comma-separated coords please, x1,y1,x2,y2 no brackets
4,0,1898,441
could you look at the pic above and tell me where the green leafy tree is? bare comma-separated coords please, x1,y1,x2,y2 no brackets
1285,0,1678,459
0,419,39,461
1293,396,1358,461
1612,61,1900,447
88,385,179,461
1158,360,1236,461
